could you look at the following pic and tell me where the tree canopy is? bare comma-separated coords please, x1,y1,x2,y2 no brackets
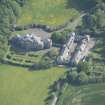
0,0,21,60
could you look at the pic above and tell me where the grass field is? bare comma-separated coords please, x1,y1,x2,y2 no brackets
57,84,105,105
17,0,79,26
0,64,66,105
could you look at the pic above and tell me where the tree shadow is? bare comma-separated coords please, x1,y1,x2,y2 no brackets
44,77,67,105
66,0,96,12
44,81,57,105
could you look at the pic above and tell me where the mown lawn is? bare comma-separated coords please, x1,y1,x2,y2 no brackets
57,83,105,105
0,64,66,105
17,0,79,26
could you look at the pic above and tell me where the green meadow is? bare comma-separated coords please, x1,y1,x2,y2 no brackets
0,64,66,105
17,0,79,26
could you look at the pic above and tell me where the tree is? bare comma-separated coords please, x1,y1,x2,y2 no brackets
82,14,96,29
47,48,59,60
16,0,27,6
39,57,54,69
0,0,21,61
51,30,71,44
95,8,105,28
78,71,89,84
78,61,91,74
69,71,78,82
